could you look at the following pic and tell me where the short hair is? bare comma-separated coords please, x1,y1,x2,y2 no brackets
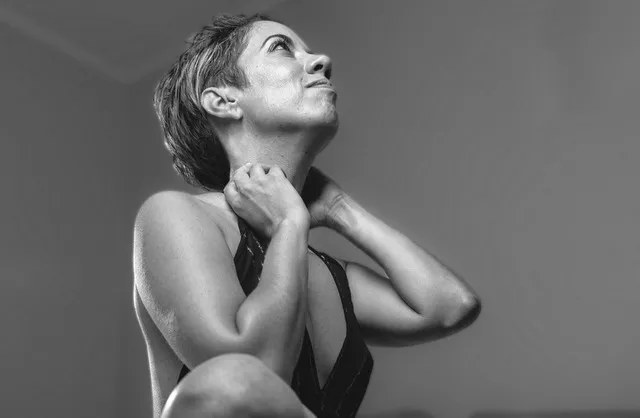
153,13,273,191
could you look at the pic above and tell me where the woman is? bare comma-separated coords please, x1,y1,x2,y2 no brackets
133,13,481,418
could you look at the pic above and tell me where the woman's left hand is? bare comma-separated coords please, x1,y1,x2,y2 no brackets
301,166,345,229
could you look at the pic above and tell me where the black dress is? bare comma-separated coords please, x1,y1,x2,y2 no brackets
177,216,374,418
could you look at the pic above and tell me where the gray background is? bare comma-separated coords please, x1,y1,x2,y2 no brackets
2,1,639,417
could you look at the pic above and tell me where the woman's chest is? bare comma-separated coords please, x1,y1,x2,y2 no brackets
304,253,348,389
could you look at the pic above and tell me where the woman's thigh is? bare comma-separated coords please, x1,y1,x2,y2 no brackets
161,353,315,418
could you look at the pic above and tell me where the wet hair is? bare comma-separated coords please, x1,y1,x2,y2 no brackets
153,13,273,191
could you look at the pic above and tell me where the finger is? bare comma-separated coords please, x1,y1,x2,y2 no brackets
268,165,285,178
233,163,251,183
223,179,237,199
249,163,269,178
233,162,252,176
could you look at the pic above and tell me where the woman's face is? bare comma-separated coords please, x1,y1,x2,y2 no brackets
235,21,338,135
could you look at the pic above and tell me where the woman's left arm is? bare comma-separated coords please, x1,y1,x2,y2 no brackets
302,167,481,347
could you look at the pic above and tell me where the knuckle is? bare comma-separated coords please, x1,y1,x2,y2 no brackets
224,181,237,194
270,166,283,176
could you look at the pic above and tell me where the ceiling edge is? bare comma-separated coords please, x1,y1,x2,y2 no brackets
0,5,133,83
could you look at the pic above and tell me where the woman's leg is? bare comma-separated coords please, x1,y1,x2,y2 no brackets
161,353,316,418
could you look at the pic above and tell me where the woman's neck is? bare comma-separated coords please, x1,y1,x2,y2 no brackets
225,132,319,194
229,154,312,193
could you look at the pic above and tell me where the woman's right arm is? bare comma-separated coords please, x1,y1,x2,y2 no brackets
133,189,309,383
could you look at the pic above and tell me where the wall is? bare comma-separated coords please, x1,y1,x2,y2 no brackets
0,23,134,418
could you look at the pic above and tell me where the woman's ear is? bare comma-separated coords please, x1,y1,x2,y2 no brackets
201,86,243,120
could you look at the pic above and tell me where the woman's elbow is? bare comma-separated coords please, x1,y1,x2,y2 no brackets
442,292,482,332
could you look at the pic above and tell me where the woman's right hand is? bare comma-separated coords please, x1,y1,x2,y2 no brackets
224,163,310,239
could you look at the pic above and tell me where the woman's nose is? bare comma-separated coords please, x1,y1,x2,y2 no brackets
306,53,332,79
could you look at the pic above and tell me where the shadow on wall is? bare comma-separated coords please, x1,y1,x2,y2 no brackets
471,411,640,418
360,410,433,417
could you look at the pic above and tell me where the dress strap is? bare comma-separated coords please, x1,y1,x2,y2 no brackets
308,246,354,315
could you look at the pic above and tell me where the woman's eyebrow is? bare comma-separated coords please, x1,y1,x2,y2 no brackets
261,34,313,54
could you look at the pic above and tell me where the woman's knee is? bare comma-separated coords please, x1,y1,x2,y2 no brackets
162,353,310,418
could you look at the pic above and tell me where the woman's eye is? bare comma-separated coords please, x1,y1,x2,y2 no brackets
271,40,291,52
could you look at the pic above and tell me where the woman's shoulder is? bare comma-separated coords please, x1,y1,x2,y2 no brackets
134,190,240,254
136,190,232,221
